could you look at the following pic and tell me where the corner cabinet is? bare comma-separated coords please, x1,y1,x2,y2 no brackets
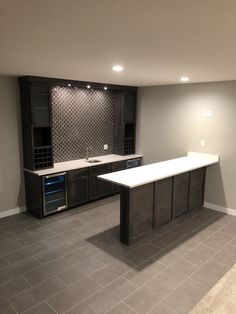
114,90,137,155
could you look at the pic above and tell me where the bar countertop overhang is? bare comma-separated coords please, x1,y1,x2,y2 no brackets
98,152,220,188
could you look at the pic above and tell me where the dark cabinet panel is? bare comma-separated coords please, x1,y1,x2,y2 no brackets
188,167,206,211
173,172,190,218
120,183,154,244
124,91,136,122
112,160,127,194
19,78,53,171
114,90,137,155
154,177,173,227
89,164,112,200
68,168,88,207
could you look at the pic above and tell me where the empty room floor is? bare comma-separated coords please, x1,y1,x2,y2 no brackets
0,195,236,314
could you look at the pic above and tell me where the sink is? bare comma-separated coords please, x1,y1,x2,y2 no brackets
86,159,101,163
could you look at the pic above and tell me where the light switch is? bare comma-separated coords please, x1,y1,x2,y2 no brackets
104,144,108,150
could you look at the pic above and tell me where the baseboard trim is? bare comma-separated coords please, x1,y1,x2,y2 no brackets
204,202,236,216
0,206,26,219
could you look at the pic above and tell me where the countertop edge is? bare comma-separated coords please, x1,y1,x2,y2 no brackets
24,154,143,176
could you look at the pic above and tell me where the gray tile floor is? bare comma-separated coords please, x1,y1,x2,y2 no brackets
0,195,236,314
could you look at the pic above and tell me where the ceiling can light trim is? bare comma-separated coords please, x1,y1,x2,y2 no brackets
112,65,124,72
180,76,189,82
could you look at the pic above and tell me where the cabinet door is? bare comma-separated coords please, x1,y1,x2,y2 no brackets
124,91,136,122
30,84,50,126
173,172,190,218
112,160,127,194
89,164,112,200
188,168,205,211
68,168,88,207
154,177,173,228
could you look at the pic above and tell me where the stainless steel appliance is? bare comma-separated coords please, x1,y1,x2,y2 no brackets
127,158,142,169
42,172,67,216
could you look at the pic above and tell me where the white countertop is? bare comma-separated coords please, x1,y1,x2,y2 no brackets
26,154,143,176
98,152,219,188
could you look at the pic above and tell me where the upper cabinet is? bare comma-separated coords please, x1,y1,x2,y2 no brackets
114,90,137,155
19,77,53,170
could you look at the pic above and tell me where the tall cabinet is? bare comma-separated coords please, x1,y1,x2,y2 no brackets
19,77,53,170
114,90,136,155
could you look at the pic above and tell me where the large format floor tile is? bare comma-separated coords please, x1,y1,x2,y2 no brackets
0,196,236,313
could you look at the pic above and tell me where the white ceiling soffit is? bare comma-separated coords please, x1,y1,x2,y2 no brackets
0,0,236,86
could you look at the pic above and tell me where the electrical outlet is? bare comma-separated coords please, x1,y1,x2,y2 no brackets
203,110,214,117
104,144,108,150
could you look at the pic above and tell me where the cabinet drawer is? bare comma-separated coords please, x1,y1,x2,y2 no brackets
68,168,88,178
89,163,112,175
112,160,127,171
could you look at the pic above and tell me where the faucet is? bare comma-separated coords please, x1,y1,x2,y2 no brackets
85,146,92,160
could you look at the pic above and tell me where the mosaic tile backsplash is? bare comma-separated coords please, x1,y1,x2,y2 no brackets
51,86,115,162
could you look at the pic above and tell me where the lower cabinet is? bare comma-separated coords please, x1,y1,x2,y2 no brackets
154,177,173,228
89,163,112,200
188,167,206,211
173,172,190,218
68,168,89,207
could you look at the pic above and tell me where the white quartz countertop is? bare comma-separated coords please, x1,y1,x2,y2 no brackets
26,154,143,176
98,152,219,188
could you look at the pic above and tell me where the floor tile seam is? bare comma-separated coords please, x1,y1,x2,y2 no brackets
0,274,29,290
33,245,82,265
181,243,219,263
60,263,107,287
2,250,47,267
7,299,19,314
13,300,44,314
44,300,58,313
0,255,10,266
146,300,173,314
104,301,138,314
209,240,236,266
56,274,139,313
7,275,65,302
155,276,202,311
120,262,175,304
43,230,82,245
0,260,41,286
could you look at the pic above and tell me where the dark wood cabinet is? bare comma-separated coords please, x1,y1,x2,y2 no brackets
154,177,173,227
173,172,190,218
89,163,112,200
68,168,89,207
114,90,137,155
19,77,53,171
120,183,154,244
112,160,127,194
188,167,206,211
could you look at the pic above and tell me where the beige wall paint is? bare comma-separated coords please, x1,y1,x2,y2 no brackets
0,76,25,212
137,81,236,211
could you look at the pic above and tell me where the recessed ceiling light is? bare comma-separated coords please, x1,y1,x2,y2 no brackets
68,83,71,87
87,85,91,89
104,86,108,90
112,65,123,72
180,76,189,82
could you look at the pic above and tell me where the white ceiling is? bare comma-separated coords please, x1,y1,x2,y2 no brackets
1,0,236,86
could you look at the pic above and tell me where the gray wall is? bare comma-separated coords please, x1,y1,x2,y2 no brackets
137,81,236,211
0,76,25,213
